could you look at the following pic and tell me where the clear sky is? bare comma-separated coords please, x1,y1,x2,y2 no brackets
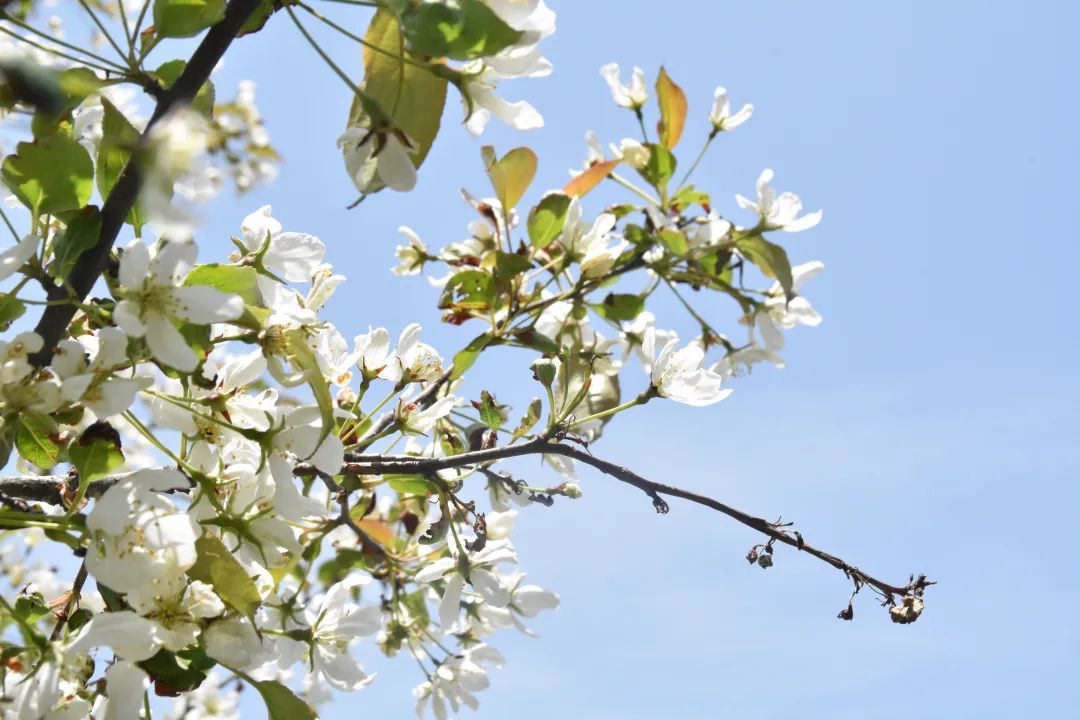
52,1,1080,717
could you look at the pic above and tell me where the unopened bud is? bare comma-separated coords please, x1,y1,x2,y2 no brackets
757,553,773,569
531,358,557,387
562,483,583,499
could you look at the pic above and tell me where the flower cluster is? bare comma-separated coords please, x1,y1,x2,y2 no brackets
0,5,837,720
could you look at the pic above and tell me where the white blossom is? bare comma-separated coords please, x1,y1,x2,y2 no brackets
736,169,822,232
112,239,244,372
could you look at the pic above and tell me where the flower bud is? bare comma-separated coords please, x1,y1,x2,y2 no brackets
531,358,557,387
562,483,583,499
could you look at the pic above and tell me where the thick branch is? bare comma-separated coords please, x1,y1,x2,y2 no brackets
0,471,136,505
29,0,266,366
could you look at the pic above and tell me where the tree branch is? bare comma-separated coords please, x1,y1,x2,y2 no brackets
336,439,933,603
28,0,266,366
5,436,931,611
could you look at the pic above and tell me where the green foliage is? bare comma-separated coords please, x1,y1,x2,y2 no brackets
0,294,26,332
153,60,216,116
50,206,101,281
399,0,523,60
348,9,449,192
185,264,261,305
68,422,124,487
187,533,262,619
527,192,571,248
2,134,93,215
15,410,60,469
153,0,227,39
96,99,147,231
736,235,795,299
595,293,646,322
256,679,318,720
483,146,537,212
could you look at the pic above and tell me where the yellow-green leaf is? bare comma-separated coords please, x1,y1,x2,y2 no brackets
484,146,537,212
187,533,262,619
347,9,448,191
655,67,688,150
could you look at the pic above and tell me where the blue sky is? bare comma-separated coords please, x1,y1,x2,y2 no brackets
22,1,1080,717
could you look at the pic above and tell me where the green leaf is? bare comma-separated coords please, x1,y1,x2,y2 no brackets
401,0,523,60
655,66,688,150
736,235,795,300
657,228,688,256
474,390,505,430
51,206,101,281
13,593,49,623
2,134,93,215
153,0,227,39
595,293,646,322
388,474,435,496
69,422,124,486
255,680,317,720
564,159,619,197
347,9,448,192
138,648,211,694
484,146,537,212
0,294,26,332
451,333,492,380
283,329,335,450
639,144,677,192
185,264,261,305
511,397,542,441
15,410,60,468
671,185,711,212
494,251,532,279
187,533,262,619
97,99,146,231
527,192,571,249
153,60,216,117
0,57,68,114
438,269,495,313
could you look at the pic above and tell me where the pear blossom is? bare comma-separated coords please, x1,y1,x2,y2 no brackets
84,468,199,596
112,239,244,372
69,610,166,661
463,62,546,135
615,137,649,169
338,126,417,193
237,205,326,296
396,394,457,436
393,227,428,276
736,169,822,232
558,198,628,278
203,617,271,670
600,63,647,109
354,326,394,379
753,260,825,351
415,540,518,633
306,581,381,691
99,661,150,720
385,324,444,384
709,87,753,131
0,233,38,281
642,328,732,407
53,327,150,419
0,331,43,384
412,645,505,720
